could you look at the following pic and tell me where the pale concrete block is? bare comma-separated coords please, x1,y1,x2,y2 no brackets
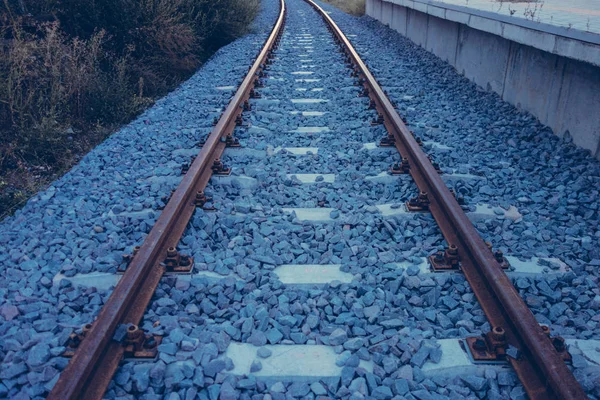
252,99,281,105
286,173,336,183
554,37,600,67
445,9,470,25
391,4,408,36
553,59,600,157
53,272,119,291
273,264,352,285
455,26,510,94
362,142,377,150
423,140,453,150
375,203,412,217
422,339,509,376
422,338,600,377
290,127,330,133
426,5,445,19
395,255,571,276
442,172,485,182
289,111,326,116
502,44,563,130
366,0,374,17
225,343,373,380
412,0,427,13
381,1,393,26
282,208,334,222
372,0,383,20
365,172,404,184
468,15,503,37
193,271,238,281
566,340,600,367
406,8,429,48
504,256,571,275
291,99,329,104
291,71,314,75
106,208,157,219
426,15,459,64
52,270,244,290
225,148,268,158
502,23,556,54
272,147,319,155
468,204,521,222
391,259,429,274
402,0,414,9
361,143,396,155
211,175,258,189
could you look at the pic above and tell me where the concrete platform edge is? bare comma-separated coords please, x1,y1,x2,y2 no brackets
366,0,600,159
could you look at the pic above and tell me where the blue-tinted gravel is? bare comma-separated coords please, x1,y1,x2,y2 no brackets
0,1,280,398
0,0,599,399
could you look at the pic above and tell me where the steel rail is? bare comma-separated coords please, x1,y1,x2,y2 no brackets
47,1,286,398
304,1,586,399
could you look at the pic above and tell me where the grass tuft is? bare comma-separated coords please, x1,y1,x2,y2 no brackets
320,0,365,16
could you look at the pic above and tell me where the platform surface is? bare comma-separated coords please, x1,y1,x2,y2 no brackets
432,0,600,35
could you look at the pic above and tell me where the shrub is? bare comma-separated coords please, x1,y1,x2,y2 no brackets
0,0,260,217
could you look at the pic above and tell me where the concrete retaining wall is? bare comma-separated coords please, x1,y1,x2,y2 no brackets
366,0,600,159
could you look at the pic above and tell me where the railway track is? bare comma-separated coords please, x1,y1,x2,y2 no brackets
39,0,590,399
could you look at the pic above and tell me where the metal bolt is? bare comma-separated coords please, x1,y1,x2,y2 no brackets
144,336,157,349
447,244,458,255
400,158,410,173
434,251,445,263
552,337,566,353
491,326,506,342
226,134,240,147
83,324,93,336
541,325,551,336
166,247,177,259
194,191,207,207
494,249,504,263
473,338,487,351
179,256,192,267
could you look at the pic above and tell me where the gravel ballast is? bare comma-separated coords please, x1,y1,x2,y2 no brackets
0,0,599,399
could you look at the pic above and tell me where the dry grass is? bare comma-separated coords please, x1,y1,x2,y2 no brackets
321,0,365,16
0,0,260,218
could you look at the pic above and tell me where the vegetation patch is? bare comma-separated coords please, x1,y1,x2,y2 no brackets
0,0,260,218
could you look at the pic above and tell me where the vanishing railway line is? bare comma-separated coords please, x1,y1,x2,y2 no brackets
16,0,591,399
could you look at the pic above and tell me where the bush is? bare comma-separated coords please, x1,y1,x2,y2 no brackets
0,0,259,217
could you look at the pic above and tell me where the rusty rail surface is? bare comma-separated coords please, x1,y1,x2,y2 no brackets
47,1,286,398
304,1,586,399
